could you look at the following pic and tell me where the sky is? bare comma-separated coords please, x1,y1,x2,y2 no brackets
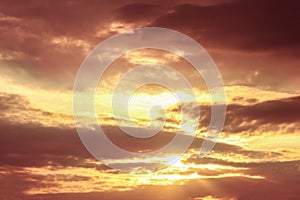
0,0,300,199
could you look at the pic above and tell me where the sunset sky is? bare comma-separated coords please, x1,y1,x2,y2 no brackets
1,0,300,199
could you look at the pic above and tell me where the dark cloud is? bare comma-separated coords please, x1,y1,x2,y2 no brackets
186,154,300,185
0,167,56,200
0,92,176,159
223,95,300,134
115,0,292,54
0,0,299,91
102,125,176,153
0,116,281,168
234,95,300,124
0,93,92,167
152,0,300,53
115,3,161,22
0,92,297,169
0,120,89,159
116,0,300,92
189,135,282,160
191,95,300,134
0,0,113,88
0,0,114,36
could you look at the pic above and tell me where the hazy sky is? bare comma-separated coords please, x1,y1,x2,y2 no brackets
0,0,300,199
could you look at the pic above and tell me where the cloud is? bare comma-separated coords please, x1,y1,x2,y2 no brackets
0,0,115,88
116,1,300,92
151,0,300,53
0,2,300,198
0,92,73,126
0,92,285,169
0,98,298,200
0,0,299,92
115,3,161,22
234,95,300,124
0,166,54,200
7,175,300,200
190,95,300,135
222,95,300,135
